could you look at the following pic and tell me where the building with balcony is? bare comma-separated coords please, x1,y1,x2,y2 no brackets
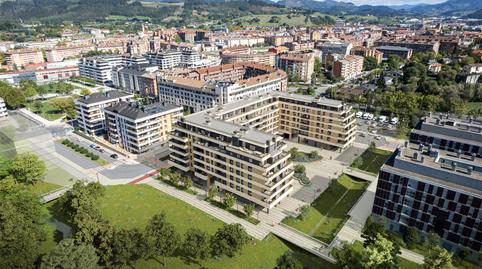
112,64,159,99
276,53,315,83
78,54,148,84
45,45,94,62
168,91,356,210
375,46,413,61
75,91,134,136
5,49,45,67
374,38,440,54
318,42,353,63
332,55,364,79
104,102,182,154
157,63,288,113
372,115,482,255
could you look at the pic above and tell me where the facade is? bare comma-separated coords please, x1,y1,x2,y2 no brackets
112,64,159,98
332,55,364,79
78,54,148,84
319,42,353,63
0,97,7,118
220,46,276,67
143,49,218,69
351,46,383,64
276,53,315,83
266,36,294,47
75,91,134,136
45,45,94,62
372,115,482,254
374,38,440,54
168,92,356,210
375,46,413,61
4,49,45,67
104,102,182,154
35,66,80,84
157,63,288,113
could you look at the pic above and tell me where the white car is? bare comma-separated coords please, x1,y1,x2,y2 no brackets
391,117,399,125
367,113,374,120
378,115,387,123
362,113,370,119
355,111,363,118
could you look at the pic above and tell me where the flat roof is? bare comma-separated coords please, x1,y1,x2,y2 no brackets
105,101,180,120
77,91,132,105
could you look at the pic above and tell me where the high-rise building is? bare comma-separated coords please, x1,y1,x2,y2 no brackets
332,55,364,79
372,115,482,254
276,53,315,83
78,54,148,84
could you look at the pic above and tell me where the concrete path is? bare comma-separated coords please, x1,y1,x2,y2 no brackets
343,167,378,182
41,185,73,203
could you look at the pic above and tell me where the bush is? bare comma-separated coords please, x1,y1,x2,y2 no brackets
298,205,310,220
91,155,99,161
79,148,88,154
85,152,93,158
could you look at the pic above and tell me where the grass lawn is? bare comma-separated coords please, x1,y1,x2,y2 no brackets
26,181,62,196
351,147,392,174
283,175,368,243
237,12,334,27
97,184,335,269
25,99,67,121
464,102,482,114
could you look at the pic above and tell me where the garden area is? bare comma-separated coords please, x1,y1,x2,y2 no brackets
350,145,392,174
289,147,322,162
283,174,368,243
25,97,76,121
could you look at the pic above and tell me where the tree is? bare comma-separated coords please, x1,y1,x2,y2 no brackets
184,178,193,190
364,56,378,71
211,223,249,257
362,216,386,247
80,88,91,96
404,226,419,248
424,232,441,250
423,246,452,269
169,172,180,186
243,203,255,218
0,81,26,108
207,185,217,201
144,212,180,265
181,228,211,262
276,251,303,269
332,241,364,269
111,228,143,267
308,150,319,159
387,55,402,70
33,100,43,113
50,98,76,119
8,153,46,185
40,239,99,269
19,80,38,98
0,185,47,269
294,164,306,174
223,193,236,209
362,234,399,269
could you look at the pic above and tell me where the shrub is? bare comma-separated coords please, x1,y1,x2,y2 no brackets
80,148,88,154
298,205,310,220
91,155,99,161
85,152,93,158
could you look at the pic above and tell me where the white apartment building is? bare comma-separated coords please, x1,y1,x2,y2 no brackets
157,63,288,113
75,91,134,136
144,49,219,69
319,42,353,63
0,97,7,118
104,102,182,154
78,54,148,84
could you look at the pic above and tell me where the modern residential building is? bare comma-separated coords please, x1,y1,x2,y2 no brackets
319,42,353,63
220,46,276,67
351,46,383,64
157,63,288,113
104,102,182,154
4,49,45,67
266,35,294,46
372,115,482,254
112,64,159,98
78,54,148,84
0,97,7,118
45,45,94,62
276,53,315,83
168,91,356,210
375,46,413,61
374,38,440,53
75,91,134,136
0,63,79,85
332,55,364,79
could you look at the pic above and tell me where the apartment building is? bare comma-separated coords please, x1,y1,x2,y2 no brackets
112,64,159,98
158,63,288,113
319,42,353,63
45,45,94,62
144,49,217,69
276,53,315,83
5,49,44,67
332,55,364,79
0,97,7,118
168,92,356,210
266,35,294,47
75,91,134,136
78,54,148,84
372,115,482,254
351,46,383,64
220,46,276,67
374,38,440,53
104,102,182,154
375,46,413,61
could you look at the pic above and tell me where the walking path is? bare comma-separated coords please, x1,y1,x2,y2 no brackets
41,185,73,203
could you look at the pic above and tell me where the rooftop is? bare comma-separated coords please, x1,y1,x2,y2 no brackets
375,46,412,52
76,91,133,105
105,101,181,120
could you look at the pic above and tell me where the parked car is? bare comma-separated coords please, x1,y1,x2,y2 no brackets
89,144,96,148
378,115,387,123
110,154,118,159
355,111,363,118
98,149,105,153
367,113,374,120
391,117,399,125
362,112,370,119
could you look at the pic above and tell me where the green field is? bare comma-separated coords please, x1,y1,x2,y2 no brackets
283,175,368,243
351,147,392,174
26,181,62,196
24,98,71,121
237,13,334,27
97,184,335,269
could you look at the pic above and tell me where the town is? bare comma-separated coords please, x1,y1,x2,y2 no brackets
0,0,481,269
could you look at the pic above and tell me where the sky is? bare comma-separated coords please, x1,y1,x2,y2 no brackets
338,0,446,6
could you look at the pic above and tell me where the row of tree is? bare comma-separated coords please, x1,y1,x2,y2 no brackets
47,182,251,268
